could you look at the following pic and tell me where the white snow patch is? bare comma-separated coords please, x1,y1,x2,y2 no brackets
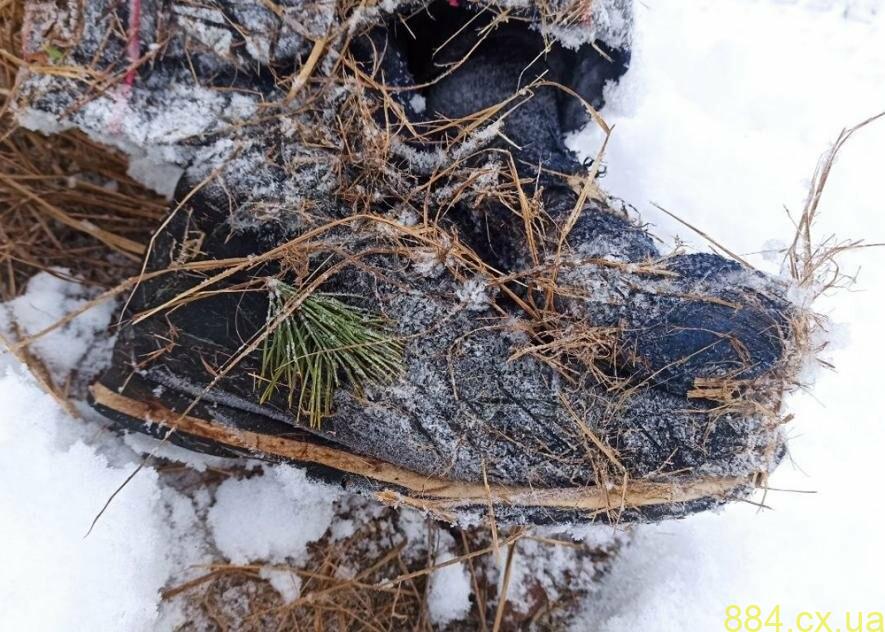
127,158,184,199
0,368,195,632
427,551,473,626
259,567,303,604
456,277,492,311
0,271,115,382
409,93,427,114
208,465,341,565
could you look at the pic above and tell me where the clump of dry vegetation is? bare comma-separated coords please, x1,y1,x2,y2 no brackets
0,2,165,299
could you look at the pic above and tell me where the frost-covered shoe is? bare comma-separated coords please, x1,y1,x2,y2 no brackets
90,177,786,525
17,0,796,525
407,8,795,400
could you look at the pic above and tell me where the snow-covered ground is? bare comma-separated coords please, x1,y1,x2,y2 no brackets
2,1,884,630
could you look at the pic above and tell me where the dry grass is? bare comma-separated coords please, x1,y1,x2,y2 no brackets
681,112,885,429
0,1,165,300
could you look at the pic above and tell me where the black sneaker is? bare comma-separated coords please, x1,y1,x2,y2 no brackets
18,0,795,524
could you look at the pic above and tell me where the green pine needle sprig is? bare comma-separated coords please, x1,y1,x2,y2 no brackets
258,281,404,429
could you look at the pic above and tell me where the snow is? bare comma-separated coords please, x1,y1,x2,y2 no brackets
541,0,633,50
0,367,185,631
259,567,303,604
503,536,611,615
207,465,342,565
172,5,235,58
0,274,212,631
410,93,427,114
570,0,885,264
455,276,494,311
427,546,473,626
2,1,885,629
0,271,115,380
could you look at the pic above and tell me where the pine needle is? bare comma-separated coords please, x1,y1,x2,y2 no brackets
259,281,404,428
